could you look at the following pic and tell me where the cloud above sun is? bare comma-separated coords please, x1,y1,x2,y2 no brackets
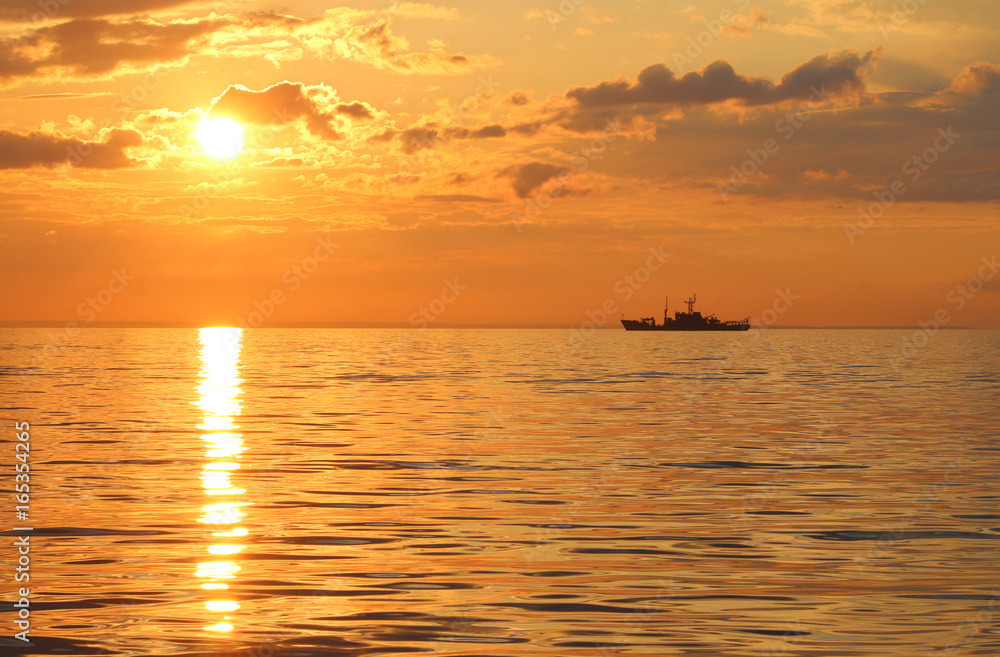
208,82,375,141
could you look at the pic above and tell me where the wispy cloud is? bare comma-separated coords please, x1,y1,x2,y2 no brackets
0,9,496,88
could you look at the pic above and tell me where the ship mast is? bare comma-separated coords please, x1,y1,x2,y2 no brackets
664,296,668,325
685,293,696,313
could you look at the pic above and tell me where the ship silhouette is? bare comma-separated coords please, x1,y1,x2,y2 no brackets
621,294,750,331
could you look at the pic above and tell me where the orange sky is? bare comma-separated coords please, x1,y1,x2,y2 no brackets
1,0,998,327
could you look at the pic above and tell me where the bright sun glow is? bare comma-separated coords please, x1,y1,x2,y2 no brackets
197,118,244,159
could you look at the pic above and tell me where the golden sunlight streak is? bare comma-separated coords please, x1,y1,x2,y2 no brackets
195,327,248,633
197,118,245,159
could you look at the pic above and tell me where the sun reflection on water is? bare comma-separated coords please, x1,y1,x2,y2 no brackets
194,327,248,632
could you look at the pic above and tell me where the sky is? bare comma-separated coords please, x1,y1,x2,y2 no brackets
1,0,998,327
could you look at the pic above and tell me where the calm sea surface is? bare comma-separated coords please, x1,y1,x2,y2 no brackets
1,328,998,656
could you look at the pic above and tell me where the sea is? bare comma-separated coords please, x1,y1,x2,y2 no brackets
1,327,998,656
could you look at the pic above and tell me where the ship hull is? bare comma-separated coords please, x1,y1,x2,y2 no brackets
621,320,749,331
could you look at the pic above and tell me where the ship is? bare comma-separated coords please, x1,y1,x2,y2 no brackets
621,294,750,331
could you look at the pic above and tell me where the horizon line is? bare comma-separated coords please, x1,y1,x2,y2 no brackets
0,321,983,330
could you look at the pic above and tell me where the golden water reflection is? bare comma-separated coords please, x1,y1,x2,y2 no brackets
7,328,1000,655
194,327,248,632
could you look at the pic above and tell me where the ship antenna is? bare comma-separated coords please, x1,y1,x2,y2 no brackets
686,293,696,313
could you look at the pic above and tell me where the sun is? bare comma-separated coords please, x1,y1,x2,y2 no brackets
197,118,245,159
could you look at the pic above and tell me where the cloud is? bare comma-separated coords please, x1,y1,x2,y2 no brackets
505,91,531,106
567,49,876,108
209,82,343,140
0,16,221,87
0,128,142,169
254,156,308,168
444,124,506,139
582,7,615,24
332,18,496,74
392,122,506,153
0,10,494,88
399,126,439,153
946,62,1000,96
10,92,115,100
415,194,503,203
721,7,769,37
387,3,463,20
369,129,398,142
335,102,375,119
869,56,949,93
0,0,196,21
499,162,566,198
